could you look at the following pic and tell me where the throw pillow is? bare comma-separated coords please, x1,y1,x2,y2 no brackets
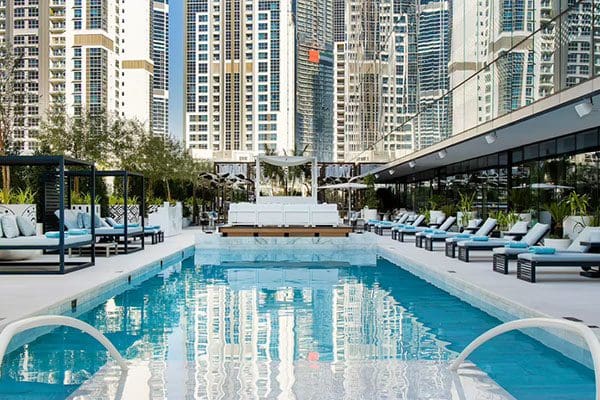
2,215,20,238
16,216,36,236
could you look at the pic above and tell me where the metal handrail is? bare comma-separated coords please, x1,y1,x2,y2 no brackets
0,315,128,374
449,317,600,400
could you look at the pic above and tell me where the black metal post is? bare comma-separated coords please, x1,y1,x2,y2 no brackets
58,157,65,274
124,172,129,254
90,165,96,265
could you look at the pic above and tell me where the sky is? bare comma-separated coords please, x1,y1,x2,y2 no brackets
168,0,184,140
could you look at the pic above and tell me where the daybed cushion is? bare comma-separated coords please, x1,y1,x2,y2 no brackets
16,216,36,236
105,217,118,227
0,234,92,247
54,210,81,230
1,215,20,238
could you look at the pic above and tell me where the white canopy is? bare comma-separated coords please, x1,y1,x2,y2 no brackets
319,183,368,190
258,155,313,167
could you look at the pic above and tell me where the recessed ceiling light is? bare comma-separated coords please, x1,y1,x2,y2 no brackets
575,99,593,118
438,149,447,159
388,169,395,175
485,132,497,144
408,161,416,168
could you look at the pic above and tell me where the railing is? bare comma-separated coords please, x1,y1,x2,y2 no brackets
0,315,128,374
450,318,600,400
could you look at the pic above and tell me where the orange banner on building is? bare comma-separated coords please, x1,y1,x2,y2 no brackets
308,49,320,63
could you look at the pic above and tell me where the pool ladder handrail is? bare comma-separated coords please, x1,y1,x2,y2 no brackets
0,315,128,374
449,317,600,400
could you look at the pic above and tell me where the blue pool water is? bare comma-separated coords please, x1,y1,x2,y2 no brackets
0,252,595,399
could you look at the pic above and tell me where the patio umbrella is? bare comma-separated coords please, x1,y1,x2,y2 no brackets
318,182,368,218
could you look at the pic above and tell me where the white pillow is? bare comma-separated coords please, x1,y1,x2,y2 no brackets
16,216,36,236
2,215,20,238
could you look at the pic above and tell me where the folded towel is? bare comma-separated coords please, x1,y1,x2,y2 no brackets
505,241,528,249
472,236,489,241
529,246,556,254
45,231,68,239
434,229,447,234
145,225,161,230
68,228,88,235
456,234,472,239
423,228,435,233
404,226,416,230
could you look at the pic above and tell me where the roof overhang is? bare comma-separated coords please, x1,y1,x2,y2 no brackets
366,77,600,183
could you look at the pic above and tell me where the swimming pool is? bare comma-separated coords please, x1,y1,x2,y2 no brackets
0,249,595,399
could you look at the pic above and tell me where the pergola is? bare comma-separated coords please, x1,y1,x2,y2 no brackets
254,155,318,204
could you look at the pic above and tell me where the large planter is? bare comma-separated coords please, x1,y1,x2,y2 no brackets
457,211,477,228
362,208,378,221
0,204,36,225
544,238,572,250
429,210,446,226
109,205,141,224
148,202,183,237
563,216,592,240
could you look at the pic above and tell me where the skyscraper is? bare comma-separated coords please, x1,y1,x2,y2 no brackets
336,0,417,162
295,0,334,161
184,0,295,162
0,0,167,152
415,0,450,149
152,0,170,137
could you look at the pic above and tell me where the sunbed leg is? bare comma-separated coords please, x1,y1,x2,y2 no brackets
493,254,509,274
458,246,469,262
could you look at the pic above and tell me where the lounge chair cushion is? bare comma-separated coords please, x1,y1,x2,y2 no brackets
458,239,508,248
94,226,143,235
45,231,67,239
105,217,118,227
16,216,36,236
77,212,86,228
493,246,530,256
53,210,81,230
438,217,456,231
529,246,555,254
1,215,19,239
521,223,550,246
566,227,600,252
466,219,482,229
518,252,600,263
508,221,529,234
473,236,489,241
505,241,528,248
474,218,497,236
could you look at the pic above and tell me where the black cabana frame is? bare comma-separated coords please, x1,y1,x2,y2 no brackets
0,155,96,274
67,170,146,254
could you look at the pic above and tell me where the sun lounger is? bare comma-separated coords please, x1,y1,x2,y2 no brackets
415,217,457,248
443,218,497,258
516,227,600,282
457,222,548,262
396,217,456,242
394,215,436,242
422,218,484,251
144,226,164,244
376,214,410,236
491,223,551,273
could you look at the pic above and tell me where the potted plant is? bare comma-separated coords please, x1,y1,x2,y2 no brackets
427,195,446,226
457,192,477,228
70,191,101,216
509,189,533,224
563,192,591,240
543,200,572,249
492,210,520,236
362,174,378,221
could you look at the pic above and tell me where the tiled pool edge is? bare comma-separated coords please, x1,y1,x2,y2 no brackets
2,246,195,352
378,246,596,370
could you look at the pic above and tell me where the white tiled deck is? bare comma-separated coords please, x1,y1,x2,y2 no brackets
0,228,199,330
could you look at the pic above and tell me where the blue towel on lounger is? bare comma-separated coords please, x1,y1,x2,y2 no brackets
456,234,472,239
528,246,555,254
404,225,416,230
505,241,528,248
114,223,140,229
472,236,489,241
68,228,88,235
45,231,68,239
423,228,435,233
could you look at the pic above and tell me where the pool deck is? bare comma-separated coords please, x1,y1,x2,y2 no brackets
375,233,600,327
0,228,199,330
